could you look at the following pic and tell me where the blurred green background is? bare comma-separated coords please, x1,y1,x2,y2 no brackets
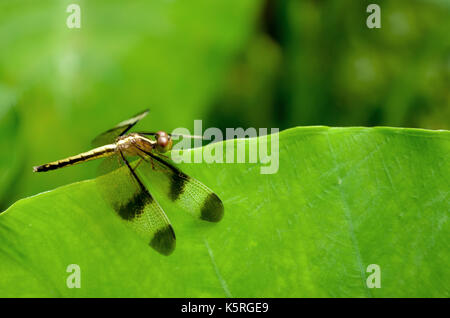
0,0,449,210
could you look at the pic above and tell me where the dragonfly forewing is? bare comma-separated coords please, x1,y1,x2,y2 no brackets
136,150,224,223
92,109,149,147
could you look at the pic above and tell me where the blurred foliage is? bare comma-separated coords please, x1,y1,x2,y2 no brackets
0,0,449,208
212,0,450,130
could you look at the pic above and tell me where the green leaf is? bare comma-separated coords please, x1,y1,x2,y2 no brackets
0,127,449,297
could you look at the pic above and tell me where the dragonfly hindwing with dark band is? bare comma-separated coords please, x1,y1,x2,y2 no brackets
170,172,188,201
150,225,176,256
116,190,152,220
201,193,224,222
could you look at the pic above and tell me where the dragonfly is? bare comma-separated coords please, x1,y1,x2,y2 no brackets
33,109,224,255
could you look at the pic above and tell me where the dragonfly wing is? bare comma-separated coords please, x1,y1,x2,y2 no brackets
97,151,175,255
137,132,206,140
92,109,149,147
136,149,224,222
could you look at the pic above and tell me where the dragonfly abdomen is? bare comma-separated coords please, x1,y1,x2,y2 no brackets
33,144,116,172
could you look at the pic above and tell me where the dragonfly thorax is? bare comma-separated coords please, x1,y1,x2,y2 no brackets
116,133,155,156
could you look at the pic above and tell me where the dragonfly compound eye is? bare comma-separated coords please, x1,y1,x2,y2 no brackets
156,133,172,153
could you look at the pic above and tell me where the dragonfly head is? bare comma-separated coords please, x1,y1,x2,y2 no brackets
155,131,173,153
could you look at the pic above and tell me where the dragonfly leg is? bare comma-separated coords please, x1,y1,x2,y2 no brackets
158,153,170,160
136,152,157,171
132,158,143,172
150,157,155,170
